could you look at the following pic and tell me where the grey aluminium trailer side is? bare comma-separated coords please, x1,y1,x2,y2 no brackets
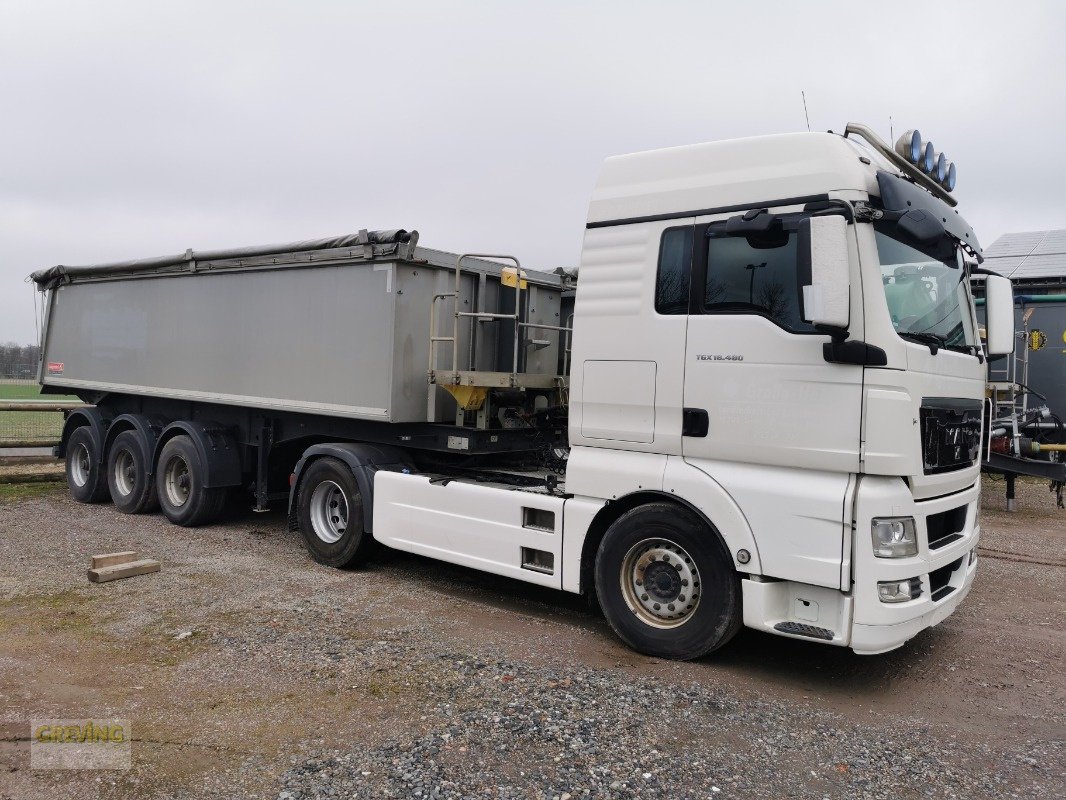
33,231,568,426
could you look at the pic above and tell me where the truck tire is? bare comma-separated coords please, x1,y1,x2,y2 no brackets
594,502,742,660
296,457,372,568
106,429,158,514
65,425,111,503
155,435,226,527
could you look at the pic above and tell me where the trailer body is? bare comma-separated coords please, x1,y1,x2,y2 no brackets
39,239,566,425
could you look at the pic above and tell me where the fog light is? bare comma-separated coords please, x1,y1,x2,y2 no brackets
878,577,921,603
968,547,977,566
871,517,918,558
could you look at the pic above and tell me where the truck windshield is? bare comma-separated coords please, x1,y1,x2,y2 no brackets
874,226,977,352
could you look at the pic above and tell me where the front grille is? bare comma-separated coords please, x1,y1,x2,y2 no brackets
927,504,967,550
919,400,982,475
929,557,964,602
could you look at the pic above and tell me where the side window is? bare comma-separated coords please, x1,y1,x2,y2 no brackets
703,227,815,333
655,226,693,314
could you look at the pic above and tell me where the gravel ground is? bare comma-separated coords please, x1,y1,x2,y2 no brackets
0,476,1062,799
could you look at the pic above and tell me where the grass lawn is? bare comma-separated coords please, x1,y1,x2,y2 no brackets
0,380,79,443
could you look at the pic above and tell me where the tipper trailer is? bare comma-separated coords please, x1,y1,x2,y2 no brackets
33,123,1016,659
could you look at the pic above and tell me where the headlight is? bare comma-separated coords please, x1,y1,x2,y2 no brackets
871,517,918,558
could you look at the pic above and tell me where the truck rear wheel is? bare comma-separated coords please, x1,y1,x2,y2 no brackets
65,426,111,504
155,435,226,527
594,502,741,660
106,429,158,514
296,457,372,568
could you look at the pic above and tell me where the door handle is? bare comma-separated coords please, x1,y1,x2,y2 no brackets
682,408,709,437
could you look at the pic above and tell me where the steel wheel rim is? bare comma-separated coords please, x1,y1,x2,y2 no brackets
163,454,191,508
70,442,91,487
619,538,702,628
113,448,136,497
310,480,349,544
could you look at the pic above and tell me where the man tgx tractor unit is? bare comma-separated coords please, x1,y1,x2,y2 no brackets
33,122,1015,659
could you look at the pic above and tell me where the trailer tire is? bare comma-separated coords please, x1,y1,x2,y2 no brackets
594,502,741,661
155,435,227,527
296,457,372,568
65,426,111,504
106,429,158,514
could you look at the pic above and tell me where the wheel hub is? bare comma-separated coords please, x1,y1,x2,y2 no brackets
309,481,349,544
620,539,702,628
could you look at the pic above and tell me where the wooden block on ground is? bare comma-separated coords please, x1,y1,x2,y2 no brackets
88,559,160,584
90,551,139,569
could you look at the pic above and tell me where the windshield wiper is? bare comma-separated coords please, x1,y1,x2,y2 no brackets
898,331,945,354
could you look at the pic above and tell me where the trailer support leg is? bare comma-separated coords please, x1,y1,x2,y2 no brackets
1005,473,1016,513
254,422,273,512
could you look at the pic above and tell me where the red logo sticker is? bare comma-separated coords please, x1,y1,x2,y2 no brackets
47,362,64,375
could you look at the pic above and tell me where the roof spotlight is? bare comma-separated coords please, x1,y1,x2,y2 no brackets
921,141,935,173
941,161,957,191
895,129,923,163
933,152,948,182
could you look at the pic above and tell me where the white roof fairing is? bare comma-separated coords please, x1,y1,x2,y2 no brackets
586,132,881,224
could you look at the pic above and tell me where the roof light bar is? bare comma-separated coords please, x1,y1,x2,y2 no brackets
845,123,958,206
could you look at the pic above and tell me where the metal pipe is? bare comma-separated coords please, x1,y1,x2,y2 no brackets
0,402,83,411
0,440,60,450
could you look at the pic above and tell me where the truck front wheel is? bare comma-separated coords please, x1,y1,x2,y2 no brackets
296,457,372,568
594,503,742,660
155,435,226,527
65,426,111,504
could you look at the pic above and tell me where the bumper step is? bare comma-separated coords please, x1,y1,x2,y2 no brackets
774,621,835,641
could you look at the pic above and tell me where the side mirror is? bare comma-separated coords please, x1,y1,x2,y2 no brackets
799,216,850,329
983,274,1015,356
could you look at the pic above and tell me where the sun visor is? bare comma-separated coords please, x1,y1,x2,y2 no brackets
876,171,982,260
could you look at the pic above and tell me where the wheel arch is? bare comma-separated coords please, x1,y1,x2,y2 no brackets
287,443,414,533
577,489,756,597
103,414,165,473
152,420,243,489
58,406,111,462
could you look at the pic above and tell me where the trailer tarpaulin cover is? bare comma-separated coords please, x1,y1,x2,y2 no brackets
30,229,416,290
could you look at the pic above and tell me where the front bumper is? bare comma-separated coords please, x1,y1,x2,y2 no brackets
742,475,979,653
849,475,980,653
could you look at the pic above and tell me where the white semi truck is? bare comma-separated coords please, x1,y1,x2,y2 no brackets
33,122,1016,659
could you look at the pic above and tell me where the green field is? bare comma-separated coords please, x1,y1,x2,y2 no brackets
0,380,79,444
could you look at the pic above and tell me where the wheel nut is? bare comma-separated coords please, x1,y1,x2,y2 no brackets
668,604,675,612
641,594,648,601
653,603,661,610
678,595,686,602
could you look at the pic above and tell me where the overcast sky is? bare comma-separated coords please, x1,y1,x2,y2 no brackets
2,0,1064,343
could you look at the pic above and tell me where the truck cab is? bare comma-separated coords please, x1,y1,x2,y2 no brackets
564,124,1009,654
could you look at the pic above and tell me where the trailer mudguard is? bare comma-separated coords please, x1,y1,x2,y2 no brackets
288,443,414,533
153,420,243,489
102,413,165,475
57,406,111,461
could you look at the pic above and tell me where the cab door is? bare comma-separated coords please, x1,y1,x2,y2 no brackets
681,210,863,589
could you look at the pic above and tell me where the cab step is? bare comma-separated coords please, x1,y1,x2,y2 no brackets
774,621,835,640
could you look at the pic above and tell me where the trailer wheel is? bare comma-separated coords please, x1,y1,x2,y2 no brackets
155,435,226,527
296,457,371,568
106,429,158,514
594,502,741,660
65,426,111,503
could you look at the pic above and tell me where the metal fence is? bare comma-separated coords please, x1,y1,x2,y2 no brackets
0,349,74,447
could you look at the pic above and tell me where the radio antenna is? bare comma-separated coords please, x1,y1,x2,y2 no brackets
890,115,894,142
801,91,811,132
